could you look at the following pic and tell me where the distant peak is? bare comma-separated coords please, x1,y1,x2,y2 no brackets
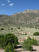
23,10,39,14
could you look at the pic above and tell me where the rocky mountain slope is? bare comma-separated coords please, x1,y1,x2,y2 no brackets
0,10,39,28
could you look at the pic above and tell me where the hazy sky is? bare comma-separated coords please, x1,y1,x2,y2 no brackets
0,0,39,15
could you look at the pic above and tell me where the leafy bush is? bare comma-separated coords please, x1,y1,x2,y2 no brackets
27,37,38,45
5,33,18,46
0,33,18,48
1,28,4,30
31,38,38,45
33,32,39,36
22,37,38,51
0,34,5,48
5,43,15,52
23,38,33,51
11,28,13,30
18,26,20,29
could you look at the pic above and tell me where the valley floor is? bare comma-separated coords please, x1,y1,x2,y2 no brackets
0,27,39,52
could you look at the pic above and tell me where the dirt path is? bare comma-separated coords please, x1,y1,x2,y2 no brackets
0,45,39,52
15,45,39,52
32,46,39,52
15,45,31,52
0,49,4,52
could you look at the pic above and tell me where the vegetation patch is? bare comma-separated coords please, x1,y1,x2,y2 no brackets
22,37,38,51
33,32,39,36
17,26,20,29
0,33,18,48
11,28,13,30
5,43,15,52
1,28,4,30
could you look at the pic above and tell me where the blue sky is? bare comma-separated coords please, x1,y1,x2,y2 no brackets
0,0,39,15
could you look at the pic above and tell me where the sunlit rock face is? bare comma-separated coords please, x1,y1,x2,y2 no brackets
0,10,39,28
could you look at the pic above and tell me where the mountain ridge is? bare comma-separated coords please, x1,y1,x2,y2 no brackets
0,10,39,28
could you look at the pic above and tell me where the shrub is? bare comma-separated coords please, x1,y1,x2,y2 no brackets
5,43,15,52
0,34,6,48
27,37,38,45
22,37,38,51
33,32,39,36
18,26,20,29
1,28,4,30
11,28,13,30
23,38,33,51
31,38,38,45
5,33,18,46
0,33,18,48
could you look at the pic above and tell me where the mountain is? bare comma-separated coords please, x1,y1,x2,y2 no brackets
0,10,39,28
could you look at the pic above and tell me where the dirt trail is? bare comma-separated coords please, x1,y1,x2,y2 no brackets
32,46,39,52
0,45,39,52
0,49,4,52
15,45,39,52
15,45,31,52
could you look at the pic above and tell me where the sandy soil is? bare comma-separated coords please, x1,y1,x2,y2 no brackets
0,45,39,52
0,49,4,52
32,46,39,52
15,45,39,52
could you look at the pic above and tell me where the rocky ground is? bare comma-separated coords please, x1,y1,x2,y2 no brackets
0,45,39,52
15,45,39,52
